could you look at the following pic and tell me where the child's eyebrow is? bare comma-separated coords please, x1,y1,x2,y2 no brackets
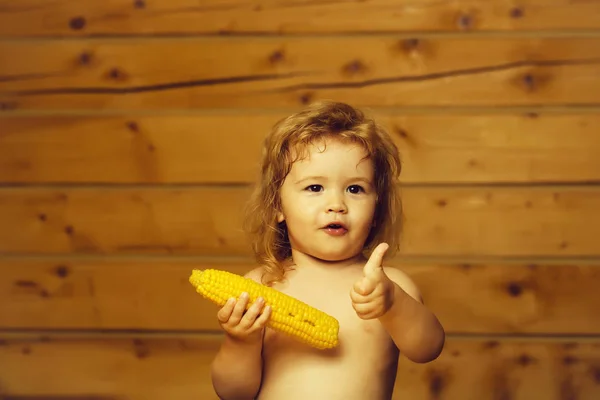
295,176,327,184
294,176,372,185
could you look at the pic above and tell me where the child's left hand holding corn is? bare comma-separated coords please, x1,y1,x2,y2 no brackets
349,243,396,320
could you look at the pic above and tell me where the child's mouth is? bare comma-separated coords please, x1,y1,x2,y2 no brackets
323,224,348,236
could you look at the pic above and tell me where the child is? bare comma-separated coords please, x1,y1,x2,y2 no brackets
210,101,445,400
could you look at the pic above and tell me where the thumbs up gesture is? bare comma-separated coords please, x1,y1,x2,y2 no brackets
350,242,396,320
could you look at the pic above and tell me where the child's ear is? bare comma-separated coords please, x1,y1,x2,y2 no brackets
277,210,285,223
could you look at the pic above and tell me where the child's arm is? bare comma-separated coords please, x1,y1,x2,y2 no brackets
211,333,264,400
378,268,445,364
210,268,271,399
350,243,445,364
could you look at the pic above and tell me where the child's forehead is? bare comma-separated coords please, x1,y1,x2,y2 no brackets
289,136,367,159
285,138,373,174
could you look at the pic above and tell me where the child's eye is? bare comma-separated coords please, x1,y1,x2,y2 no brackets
305,184,323,192
347,185,364,194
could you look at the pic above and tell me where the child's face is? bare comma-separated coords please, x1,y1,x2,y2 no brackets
277,137,377,263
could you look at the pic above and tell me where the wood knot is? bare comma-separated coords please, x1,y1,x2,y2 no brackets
516,353,535,366
484,340,500,349
15,280,37,288
133,339,150,358
108,68,127,81
134,0,146,9
299,92,313,105
522,73,536,91
591,366,600,383
553,193,560,201
563,356,578,365
79,52,92,65
427,370,447,397
506,282,522,297
64,225,75,235
38,213,47,221
126,121,140,132
269,49,285,64
436,199,448,207
69,16,86,31
55,265,70,278
510,7,524,18
402,38,420,52
0,101,18,110
456,13,473,30
342,59,367,75
393,126,408,139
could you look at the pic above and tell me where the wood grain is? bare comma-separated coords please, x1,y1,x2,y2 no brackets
1,259,600,334
1,113,599,184
1,37,600,110
1,0,600,36
0,334,599,400
0,186,598,257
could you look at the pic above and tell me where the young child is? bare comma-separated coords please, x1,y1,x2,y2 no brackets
210,101,445,400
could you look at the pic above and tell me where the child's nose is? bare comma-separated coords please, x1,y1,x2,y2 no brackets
326,194,347,213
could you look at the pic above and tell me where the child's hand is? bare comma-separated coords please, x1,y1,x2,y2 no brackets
350,243,396,320
216,292,271,343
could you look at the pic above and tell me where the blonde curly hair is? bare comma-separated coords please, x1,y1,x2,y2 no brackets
242,100,403,286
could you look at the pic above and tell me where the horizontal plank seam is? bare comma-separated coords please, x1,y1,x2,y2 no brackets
0,329,599,342
2,181,600,190
3,105,600,117
2,30,600,41
2,254,600,265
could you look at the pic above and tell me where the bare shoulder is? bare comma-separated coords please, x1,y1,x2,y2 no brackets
243,266,266,283
383,266,423,304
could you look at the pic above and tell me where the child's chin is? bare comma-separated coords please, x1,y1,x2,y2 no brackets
313,249,357,263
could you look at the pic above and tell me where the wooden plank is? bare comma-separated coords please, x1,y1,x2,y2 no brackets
1,260,600,334
1,0,600,36
0,186,599,257
1,113,600,184
0,334,599,400
2,37,600,110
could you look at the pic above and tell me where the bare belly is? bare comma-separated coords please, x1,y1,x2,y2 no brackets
255,264,400,399
257,328,399,400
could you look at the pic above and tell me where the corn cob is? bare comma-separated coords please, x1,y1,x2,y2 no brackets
189,269,339,350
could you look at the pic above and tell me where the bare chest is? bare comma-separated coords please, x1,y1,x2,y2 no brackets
264,270,393,354
258,271,399,399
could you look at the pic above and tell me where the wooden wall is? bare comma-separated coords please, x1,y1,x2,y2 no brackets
1,1,600,399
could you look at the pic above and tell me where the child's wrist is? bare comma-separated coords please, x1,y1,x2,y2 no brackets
225,331,264,348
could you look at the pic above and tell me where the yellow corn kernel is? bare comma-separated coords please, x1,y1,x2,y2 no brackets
189,269,339,350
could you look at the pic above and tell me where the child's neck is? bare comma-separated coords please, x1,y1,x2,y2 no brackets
289,249,367,272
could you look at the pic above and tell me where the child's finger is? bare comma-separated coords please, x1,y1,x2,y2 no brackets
216,297,236,323
349,287,369,304
353,277,376,296
240,297,265,328
352,302,373,319
228,292,249,325
253,305,272,329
